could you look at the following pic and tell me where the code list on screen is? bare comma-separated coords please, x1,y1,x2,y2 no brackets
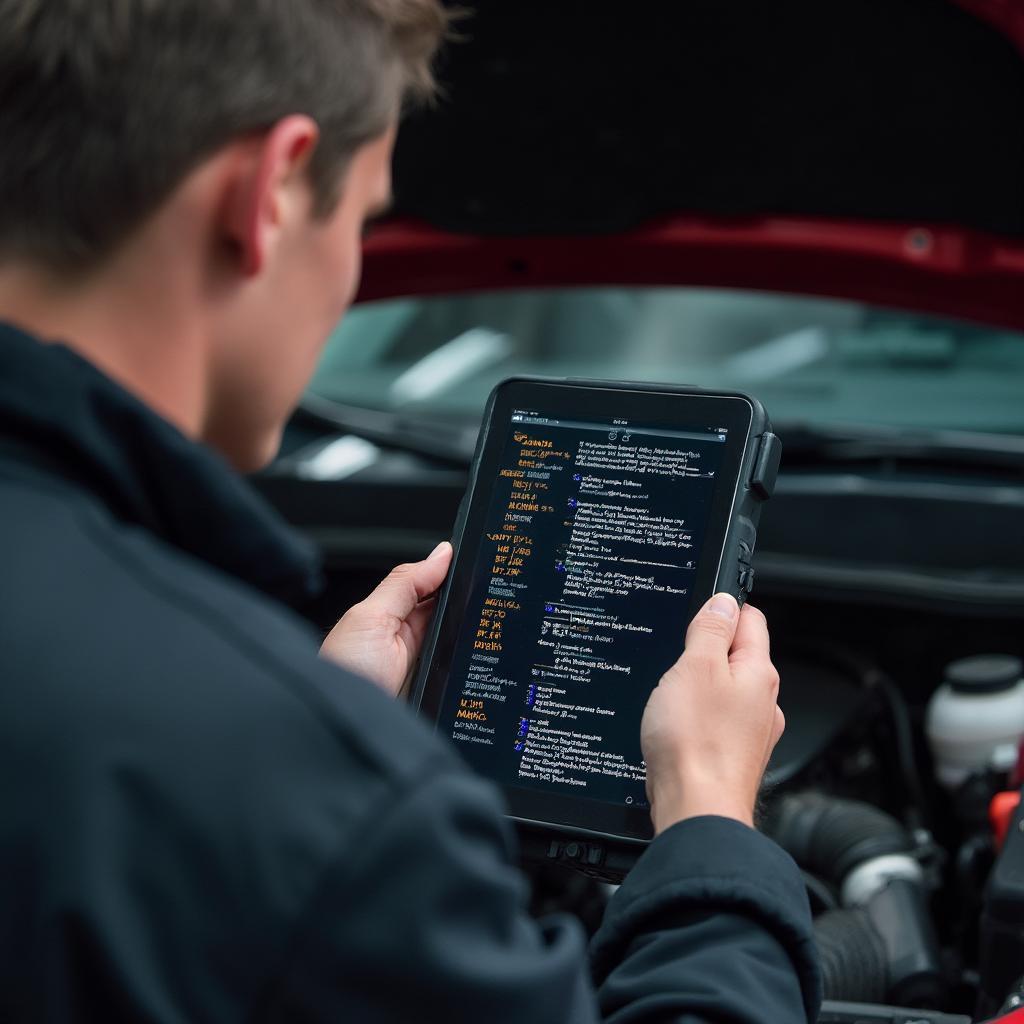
439,413,727,809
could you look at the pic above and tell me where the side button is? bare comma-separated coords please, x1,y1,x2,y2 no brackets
739,567,755,594
751,432,782,500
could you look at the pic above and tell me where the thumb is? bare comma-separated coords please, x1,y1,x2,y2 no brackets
683,592,741,660
361,541,453,622
412,540,454,597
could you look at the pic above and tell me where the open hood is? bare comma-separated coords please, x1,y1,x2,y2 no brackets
359,0,1024,331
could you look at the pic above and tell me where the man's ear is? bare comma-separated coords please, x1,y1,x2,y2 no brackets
221,115,320,278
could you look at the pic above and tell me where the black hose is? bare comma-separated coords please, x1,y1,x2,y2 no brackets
764,792,912,886
765,792,944,1008
801,870,839,915
871,669,931,832
814,908,889,1004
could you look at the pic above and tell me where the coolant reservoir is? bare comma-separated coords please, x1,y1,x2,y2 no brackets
926,654,1024,788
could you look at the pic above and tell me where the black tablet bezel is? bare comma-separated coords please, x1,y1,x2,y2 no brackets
415,378,756,844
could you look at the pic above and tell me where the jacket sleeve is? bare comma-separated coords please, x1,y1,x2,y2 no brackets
591,815,822,1024
259,768,819,1024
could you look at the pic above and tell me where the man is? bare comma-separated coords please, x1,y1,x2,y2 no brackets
0,1,819,1020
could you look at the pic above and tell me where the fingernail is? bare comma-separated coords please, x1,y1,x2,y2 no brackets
708,593,738,619
428,541,451,560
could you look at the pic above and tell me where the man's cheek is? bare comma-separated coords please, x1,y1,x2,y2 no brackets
340,244,362,311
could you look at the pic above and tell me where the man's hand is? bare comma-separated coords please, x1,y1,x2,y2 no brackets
320,541,453,699
641,593,784,834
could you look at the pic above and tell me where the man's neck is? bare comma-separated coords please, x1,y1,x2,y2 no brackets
0,257,208,441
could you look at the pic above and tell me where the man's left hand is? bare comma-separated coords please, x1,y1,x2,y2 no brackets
320,541,453,698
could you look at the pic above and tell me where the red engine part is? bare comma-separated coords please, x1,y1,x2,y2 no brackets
991,791,1023,853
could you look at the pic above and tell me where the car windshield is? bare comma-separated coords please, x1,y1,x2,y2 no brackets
308,287,1024,435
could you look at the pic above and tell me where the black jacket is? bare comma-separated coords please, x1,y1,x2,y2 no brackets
0,322,820,1023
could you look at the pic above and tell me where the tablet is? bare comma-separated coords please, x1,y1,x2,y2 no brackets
413,378,780,866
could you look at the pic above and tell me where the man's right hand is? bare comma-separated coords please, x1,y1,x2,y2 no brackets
640,593,784,834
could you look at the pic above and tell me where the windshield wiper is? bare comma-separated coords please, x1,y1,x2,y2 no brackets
777,421,1024,474
293,394,477,466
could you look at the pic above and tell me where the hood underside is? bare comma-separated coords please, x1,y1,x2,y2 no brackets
362,1,1024,330
392,0,1024,238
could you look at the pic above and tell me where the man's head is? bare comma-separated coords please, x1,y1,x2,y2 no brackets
0,0,447,468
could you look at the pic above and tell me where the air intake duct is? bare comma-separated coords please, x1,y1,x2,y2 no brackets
765,793,943,1008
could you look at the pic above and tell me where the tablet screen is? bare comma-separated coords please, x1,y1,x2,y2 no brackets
419,382,754,840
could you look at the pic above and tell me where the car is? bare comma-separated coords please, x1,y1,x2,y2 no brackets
255,3,1024,1021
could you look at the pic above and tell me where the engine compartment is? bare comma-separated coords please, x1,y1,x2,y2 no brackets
527,608,1024,1021
762,647,963,1013
260,426,1024,1022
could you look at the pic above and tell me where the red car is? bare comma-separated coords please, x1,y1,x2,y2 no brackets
258,4,1024,1021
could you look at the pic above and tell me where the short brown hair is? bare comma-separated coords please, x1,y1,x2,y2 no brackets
0,0,447,271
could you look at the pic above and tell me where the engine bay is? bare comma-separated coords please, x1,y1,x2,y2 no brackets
261,418,1024,1023
527,601,1024,1022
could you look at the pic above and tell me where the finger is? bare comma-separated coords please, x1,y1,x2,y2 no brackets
728,604,771,666
403,596,438,653
682,592,740,661
408,541,453,602
362,542,453,622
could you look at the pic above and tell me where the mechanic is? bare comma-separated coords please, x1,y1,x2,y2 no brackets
0,2,819,1021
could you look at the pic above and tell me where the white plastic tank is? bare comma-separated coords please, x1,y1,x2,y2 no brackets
926,654,1024,789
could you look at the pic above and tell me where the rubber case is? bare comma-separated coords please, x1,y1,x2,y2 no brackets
412,377,780,880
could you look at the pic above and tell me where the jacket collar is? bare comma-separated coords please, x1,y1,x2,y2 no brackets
0,321,322,606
